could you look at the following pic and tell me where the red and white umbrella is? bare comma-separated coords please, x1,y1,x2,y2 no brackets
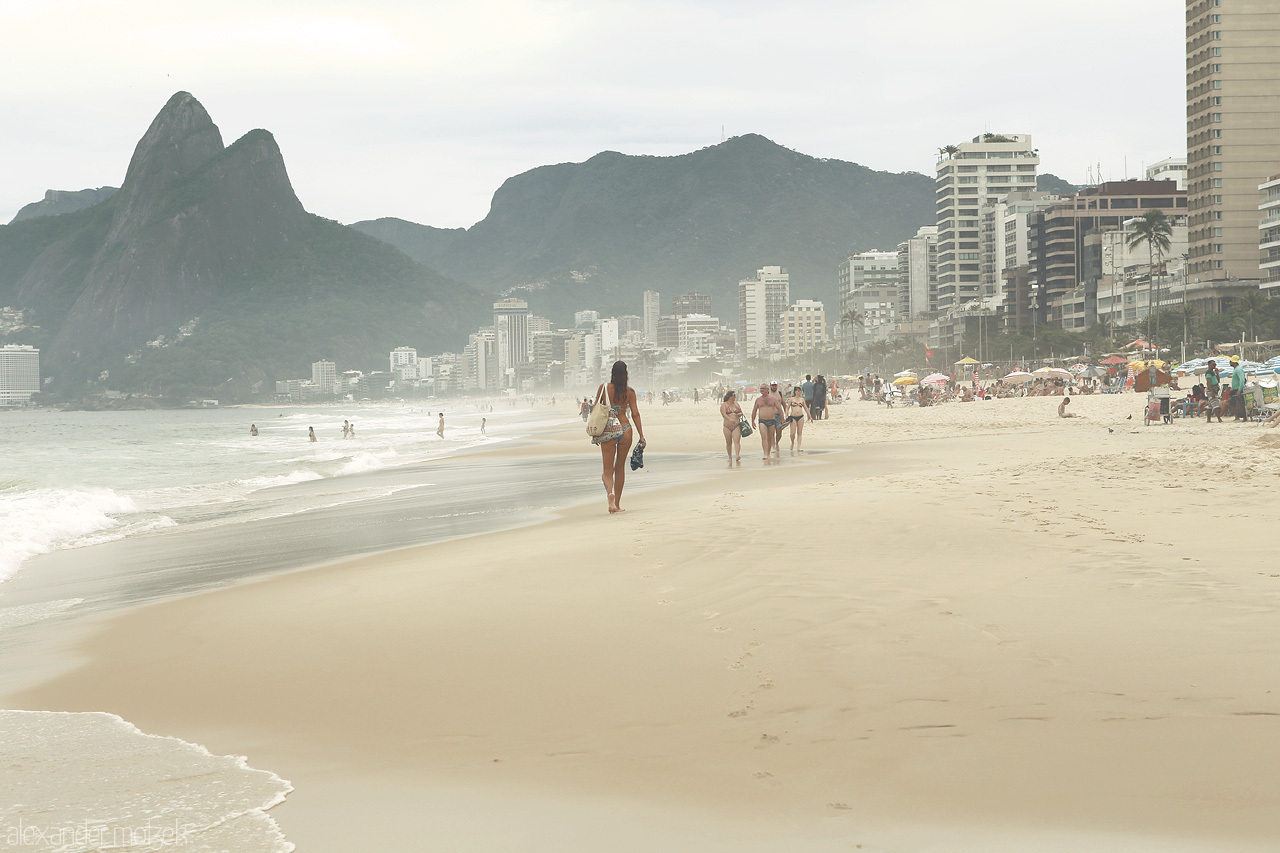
921,372,949,384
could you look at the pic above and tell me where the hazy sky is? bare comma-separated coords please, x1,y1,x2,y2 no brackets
1,0,1183,229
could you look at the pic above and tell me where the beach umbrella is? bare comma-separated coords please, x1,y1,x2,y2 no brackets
1079,366,1107,378
893,369,917,378
1124,338,1151,350
1100,355,1129,365
892,375,918,386
954,356,980,365
921,372,949,384
1003,371,1035,384
1031,366,1057,376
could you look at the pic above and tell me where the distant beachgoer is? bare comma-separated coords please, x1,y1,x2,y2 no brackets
721,390,743,463
308,426,316,442
752,383,782,461
1205,360,1223,423
348,422,355,438
802,375,815,415
592,360,645,514
786,386,810,453
437,413,445,438
249,424,258,436
1058,397,1077,418
812,376,829,419
342,419,350,438
694,388,700,404
481,417,487,435
768,382,784,452
1230,356,1247,421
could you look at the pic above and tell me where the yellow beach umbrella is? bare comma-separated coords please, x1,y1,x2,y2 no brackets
954,356,980,365
892,375,919,386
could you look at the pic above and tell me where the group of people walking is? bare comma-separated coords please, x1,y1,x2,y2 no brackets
718,375,826,463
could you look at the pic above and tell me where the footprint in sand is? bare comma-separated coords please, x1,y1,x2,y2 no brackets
713,625,731,632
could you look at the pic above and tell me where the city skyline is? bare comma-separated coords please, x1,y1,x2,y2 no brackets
1,1,1182,228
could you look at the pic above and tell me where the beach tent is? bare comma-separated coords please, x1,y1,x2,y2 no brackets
1100,356,1129,365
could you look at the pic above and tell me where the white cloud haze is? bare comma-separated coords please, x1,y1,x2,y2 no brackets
0,0,1183,228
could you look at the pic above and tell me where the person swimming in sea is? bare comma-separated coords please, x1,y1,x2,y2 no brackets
249,424,258,436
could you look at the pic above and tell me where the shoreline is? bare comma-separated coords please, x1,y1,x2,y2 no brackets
6,395,1280,851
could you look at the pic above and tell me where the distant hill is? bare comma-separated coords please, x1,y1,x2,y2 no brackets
349,217,464,268
0,93,487,399
360,135,936,322
1037,173,1079,195
10,187,118,223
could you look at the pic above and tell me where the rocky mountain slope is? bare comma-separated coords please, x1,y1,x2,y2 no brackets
0,93,485,398
355,135,937,321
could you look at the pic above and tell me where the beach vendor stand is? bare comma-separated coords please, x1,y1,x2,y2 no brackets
1134,361,1172,424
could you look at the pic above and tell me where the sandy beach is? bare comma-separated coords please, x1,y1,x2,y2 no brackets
7,393,1280,852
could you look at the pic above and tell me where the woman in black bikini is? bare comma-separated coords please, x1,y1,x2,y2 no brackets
785,386,810,454
593,360,646,513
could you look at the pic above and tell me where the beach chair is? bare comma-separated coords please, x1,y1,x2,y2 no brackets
1247,385,1275,421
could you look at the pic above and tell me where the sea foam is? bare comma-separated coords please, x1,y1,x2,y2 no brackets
0,710,293,852
0,488,140,582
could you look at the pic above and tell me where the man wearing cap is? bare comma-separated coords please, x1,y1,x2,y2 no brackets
1230,355,1248,421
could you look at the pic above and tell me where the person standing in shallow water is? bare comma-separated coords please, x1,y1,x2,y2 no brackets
437,413,444,438
720,390,743,463
592,360,645,513
308,426,317,442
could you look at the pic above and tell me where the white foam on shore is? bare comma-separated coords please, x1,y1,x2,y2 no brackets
0,709,293,852
0,488,140,582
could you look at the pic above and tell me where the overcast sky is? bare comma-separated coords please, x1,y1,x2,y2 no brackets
1,0,1184,229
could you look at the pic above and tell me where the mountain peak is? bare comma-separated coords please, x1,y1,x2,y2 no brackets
119,91,224,196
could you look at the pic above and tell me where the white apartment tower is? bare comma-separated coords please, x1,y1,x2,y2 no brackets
642,290,660,344
737,265,790,362
0,344,39,406
310,359,337,395
783,300,827,358
935,133,1039,310
896,226,938,320
389,347,418,381
493,298,530,384
1186,1,1280,285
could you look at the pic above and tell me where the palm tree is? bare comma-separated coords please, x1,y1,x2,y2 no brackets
838,309,864,358
1126,210,1173,347
942,144,959,160
1235,287,1268,342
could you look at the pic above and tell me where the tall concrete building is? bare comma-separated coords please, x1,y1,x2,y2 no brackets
896,226,938,321
0,344,39,406
673,292,712,317
1262,174,1280,286
389,346,418,381
642,291,660,343
935,134,1039,310
310,359,337,395
838,250,899,346
737,266,790,362
1146,157,1188,190
493,298,530,384
1186,0,1280,285
782,300,827,358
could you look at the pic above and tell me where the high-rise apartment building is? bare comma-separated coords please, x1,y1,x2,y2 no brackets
493,298,530,384
782,301,826,358
673,292,712,317
896,226,938,321
1146,158,1188,190
310,359,336,395
838,250,899,346
737,266,790,362
1262,174,1280,285
389,347,418,381
1186,0,1280,285
642,291,660,343
0,344,39,406
677,314,721,356
573,310,599,328
935,134,1039,310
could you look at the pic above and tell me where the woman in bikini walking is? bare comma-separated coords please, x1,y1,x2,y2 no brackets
593,360,646,513
720,390,743,463
785,385,810,454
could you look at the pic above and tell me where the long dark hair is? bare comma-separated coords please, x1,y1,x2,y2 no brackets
610,360,628,405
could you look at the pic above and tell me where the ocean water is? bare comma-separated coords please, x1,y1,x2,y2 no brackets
0,402,555,585
0,709,292,853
